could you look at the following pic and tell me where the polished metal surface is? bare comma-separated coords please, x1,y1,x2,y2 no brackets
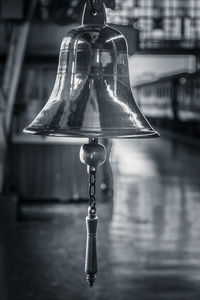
24,1,159,138
80,140,106,172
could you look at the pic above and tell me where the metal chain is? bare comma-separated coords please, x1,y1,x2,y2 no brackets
88,170,96,214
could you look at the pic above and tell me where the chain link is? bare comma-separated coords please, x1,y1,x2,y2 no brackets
89,171,96,213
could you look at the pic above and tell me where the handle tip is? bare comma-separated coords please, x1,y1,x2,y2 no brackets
86,274,96,287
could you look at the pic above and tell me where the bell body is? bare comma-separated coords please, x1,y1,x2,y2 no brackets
24,3,159,138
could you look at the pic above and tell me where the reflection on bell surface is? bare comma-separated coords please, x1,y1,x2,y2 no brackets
24,1,159,138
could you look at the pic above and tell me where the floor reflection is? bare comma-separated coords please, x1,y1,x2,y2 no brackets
1,135,200,299
108,136,200,299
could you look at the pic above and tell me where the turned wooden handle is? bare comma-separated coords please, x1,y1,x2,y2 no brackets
85,215,98,285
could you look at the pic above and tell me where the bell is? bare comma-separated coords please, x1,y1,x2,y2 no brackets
23,1,159,138
23,0,159,288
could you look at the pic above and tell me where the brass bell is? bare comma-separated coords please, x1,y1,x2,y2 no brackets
23,0,159,288
23,1,159,138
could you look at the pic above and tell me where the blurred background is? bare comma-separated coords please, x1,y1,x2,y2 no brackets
0,0,200,299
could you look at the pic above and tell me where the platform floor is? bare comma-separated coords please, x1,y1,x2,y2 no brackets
1,135,200,300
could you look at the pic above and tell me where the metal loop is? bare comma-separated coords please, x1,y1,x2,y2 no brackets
90,172,96,184
90,195,95,203
88,205,96,215
89,0,97,16
89,185,96,197
90,172,96,183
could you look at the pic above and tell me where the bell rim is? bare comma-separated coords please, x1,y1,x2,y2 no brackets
23,126,159,139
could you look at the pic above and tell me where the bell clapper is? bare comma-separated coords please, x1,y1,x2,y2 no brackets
80,138,106,287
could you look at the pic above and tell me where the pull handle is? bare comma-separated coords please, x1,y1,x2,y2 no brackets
85,214,98,287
